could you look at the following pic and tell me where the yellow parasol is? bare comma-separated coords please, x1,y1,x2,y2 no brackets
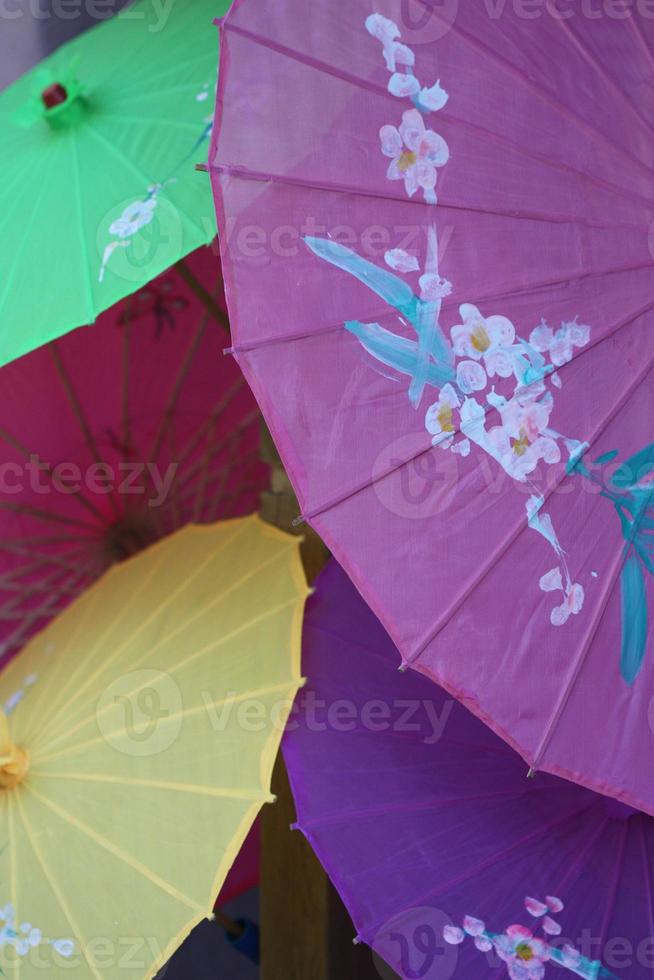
0,515,308,978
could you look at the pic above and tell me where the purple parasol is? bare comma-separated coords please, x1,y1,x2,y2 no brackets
210,0,654,813
283,560,653,980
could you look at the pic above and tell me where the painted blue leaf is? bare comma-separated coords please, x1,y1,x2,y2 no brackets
636,540,654,575
594,450,619,466
620,552,649,684
614,508,633,541
518,336,547,371
516,337,554,385
548,944,617,980
567,452,592,478
345,321,454,390
408,300,454,408
612,442,654,490
304,237,416,317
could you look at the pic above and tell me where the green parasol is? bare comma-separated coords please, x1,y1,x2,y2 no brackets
0,0,227,367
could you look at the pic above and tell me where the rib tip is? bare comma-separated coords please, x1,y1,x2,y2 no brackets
398,663,409,673
195,162,209,173
222,347,235,356
527,767,537,780
353,936,362,946
290,822,300,832
291,515,306,528
266,794,278,804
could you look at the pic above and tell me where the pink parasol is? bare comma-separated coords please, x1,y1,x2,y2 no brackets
210,2,654,811
0,245,266,665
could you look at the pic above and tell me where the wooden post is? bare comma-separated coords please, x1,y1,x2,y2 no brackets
258,422,387,980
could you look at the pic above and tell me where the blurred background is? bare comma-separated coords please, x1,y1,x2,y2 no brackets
1,0,131,90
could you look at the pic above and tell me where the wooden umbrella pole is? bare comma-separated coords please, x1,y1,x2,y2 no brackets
213,909,245,939
174,258,231,336
258,422,386,980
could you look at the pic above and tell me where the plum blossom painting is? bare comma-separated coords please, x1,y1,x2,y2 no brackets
444,895,617,980
305,13,653,685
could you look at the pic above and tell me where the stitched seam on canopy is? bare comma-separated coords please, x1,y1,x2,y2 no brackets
16,792,104,980
212,163,649,230
640,821,654,940
554,814,610,895
598,822,628,944
298,782,557,830
226,265,653,355
629,15,654,72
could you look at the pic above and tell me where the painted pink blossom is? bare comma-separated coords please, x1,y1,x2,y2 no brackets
529,318,590,367
380,109,449,202
109,198,157,239
443,924,464,945
550,583,585,627
525,897,548,918
494,925,550,980
418,80,449,111
419,272,452,301
388,73,420,98
443,895,597,978
451,438,471,457
365,13,400,70
489,384,554,441
384,248,419,273
486,427,560,481
451,304,516,378
539,569,585,626
425,384,460,448
542,916,562,936
463,915,485,937
365,13,416,74
456,359,487,395
529,319,554,353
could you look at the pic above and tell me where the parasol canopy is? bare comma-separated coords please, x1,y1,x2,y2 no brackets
284,561,650,980
210,0,654,813
0,0,230,366
0,515,308,978
0,245,265,666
